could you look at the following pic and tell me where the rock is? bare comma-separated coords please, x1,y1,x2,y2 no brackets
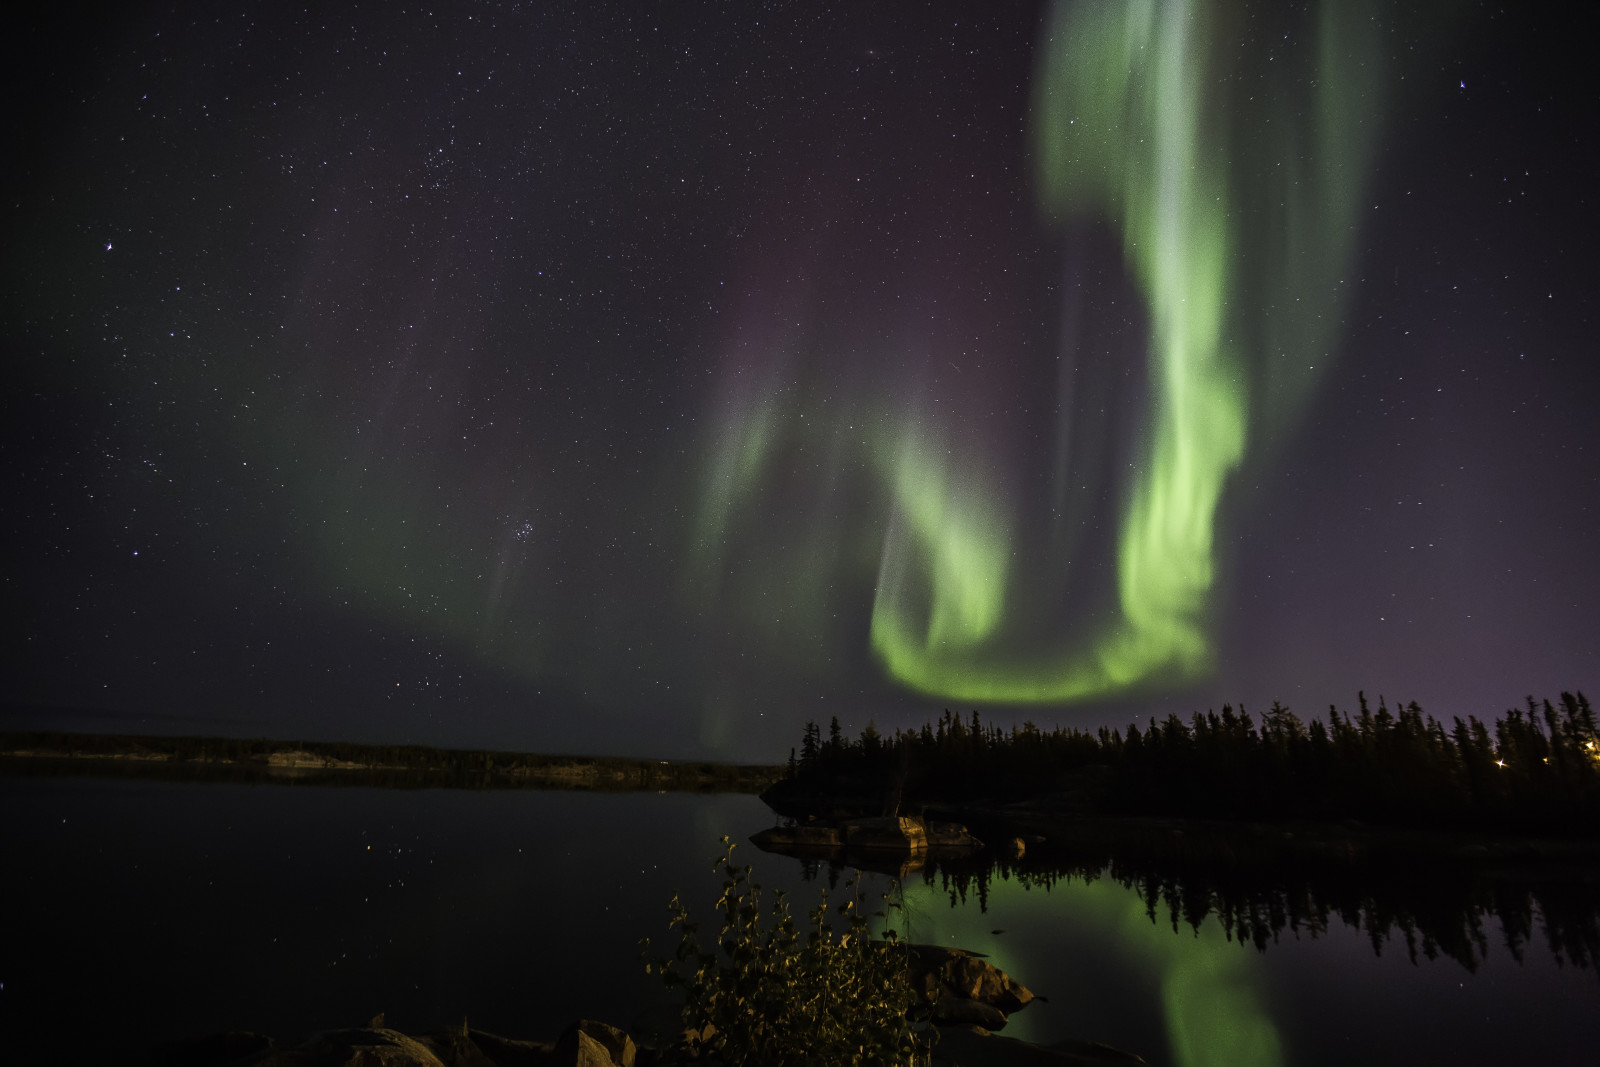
554,1020,635,1067
457,1029,551,1066
952,955,1033,1014
931,995,1010,1030
555,1031,613,1067
282,1027,449,1066
926,821,984,850
165,1024,560,1067
842,815,929,853
912,945,1035,1019
752,816,982,861
151,1013,1147,1067
420,1027,498,1067
749,824,843,849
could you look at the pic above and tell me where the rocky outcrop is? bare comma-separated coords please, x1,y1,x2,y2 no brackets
153,953,1136,1067
157,1020,1145,1067
245,1026,449,1065
154,1023,626,1067
846,815,933,852
910,945,1036,1031
751,815,983,869
749,823,845,849
931,996,1010,1030
552,1021,635,1067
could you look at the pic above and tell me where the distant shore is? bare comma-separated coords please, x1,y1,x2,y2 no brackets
0,730,784,793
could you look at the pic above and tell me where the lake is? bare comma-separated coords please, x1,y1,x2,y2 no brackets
3,775,1596,1064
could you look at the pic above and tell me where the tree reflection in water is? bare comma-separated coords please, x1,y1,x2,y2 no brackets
792,824,1600,975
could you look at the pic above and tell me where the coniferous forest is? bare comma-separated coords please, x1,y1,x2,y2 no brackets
771,692,1600,837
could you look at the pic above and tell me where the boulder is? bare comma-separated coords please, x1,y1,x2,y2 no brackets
749,815,984,879
926,822,985,850
912,945,1035,1019
749,824,843,849
931,995,1009,1030
554,1031,612,1067
151,1012,1148,1067
456,1029,551,1066
553,1020,635,1067
281,1027,449,1066
420,1026,498,1067
842,816,929,854
170,1024,551,1067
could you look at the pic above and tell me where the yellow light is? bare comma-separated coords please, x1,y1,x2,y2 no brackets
1494,759,1506,769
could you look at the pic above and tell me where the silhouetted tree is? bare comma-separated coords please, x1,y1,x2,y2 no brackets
774,691,1600,835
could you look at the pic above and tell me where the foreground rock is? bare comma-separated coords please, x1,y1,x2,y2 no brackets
155,957,1134,1066
159,1022,1143,1067
750,814,983,875
908,945,1035,1031
553,1020,636,1067
157,1019,630,1067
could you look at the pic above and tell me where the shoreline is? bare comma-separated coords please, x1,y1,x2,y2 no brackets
0,730,782,793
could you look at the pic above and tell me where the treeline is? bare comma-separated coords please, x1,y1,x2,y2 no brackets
775,692,1600,835
0,731,783,793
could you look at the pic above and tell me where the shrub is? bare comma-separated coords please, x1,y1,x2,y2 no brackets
642,836,935,1066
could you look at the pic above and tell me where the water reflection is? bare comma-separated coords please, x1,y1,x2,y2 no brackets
915,869,1287,1067
7,772,1596,1066
781,828,1600,976
768,823,1600,1066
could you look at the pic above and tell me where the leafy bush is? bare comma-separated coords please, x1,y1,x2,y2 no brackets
642,836,935,1066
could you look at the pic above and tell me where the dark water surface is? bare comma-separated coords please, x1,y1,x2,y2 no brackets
3,777,1596,1065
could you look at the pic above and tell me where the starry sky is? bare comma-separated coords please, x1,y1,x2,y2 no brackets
5,1,1597,761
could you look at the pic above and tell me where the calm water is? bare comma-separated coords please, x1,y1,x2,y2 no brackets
3,776,1596,1065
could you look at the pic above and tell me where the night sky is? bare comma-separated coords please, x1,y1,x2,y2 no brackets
5,1,1597,761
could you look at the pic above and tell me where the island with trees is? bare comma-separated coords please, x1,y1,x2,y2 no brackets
764,692,1600,840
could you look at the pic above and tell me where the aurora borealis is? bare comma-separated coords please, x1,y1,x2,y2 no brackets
5,1,1597,758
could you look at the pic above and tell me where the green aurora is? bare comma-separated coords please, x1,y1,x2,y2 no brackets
699,0,1386,705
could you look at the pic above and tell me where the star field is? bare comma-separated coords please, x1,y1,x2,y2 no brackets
4,1,1597,759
